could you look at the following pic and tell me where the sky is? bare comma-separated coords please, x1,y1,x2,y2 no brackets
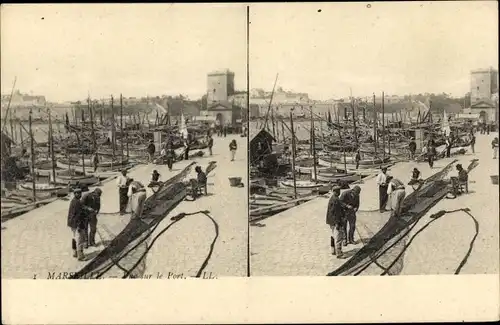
250,1,498,100
1,4,247,102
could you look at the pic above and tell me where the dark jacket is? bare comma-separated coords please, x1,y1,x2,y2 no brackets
409,141,416,151
197,171,207,185
339,190,360,211
67,197,85,229
326,194,344,226
229,142,237,151
208,138,214,148
412,170,420,180
147,143,156,154
81,192,101,215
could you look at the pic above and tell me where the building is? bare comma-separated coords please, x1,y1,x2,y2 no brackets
250,129,276,167
207,69,235,103
470,67,498,105
463,68,499,124
1,90,46,108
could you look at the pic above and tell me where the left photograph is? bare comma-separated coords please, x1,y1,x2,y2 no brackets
1,4,248,279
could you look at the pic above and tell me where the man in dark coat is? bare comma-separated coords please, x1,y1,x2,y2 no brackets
81,188,102,247
208,135,214,156
339,185,361,245
326,185,346,258
408,139,417,160
147,140,156,163
67,188,86,260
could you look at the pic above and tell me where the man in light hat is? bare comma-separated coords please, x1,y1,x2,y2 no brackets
326,185,346,258
376,167,389,212
67,188,86,260
116,170,130,215
340,185,361,245
129,181,147,219
81,188,102,247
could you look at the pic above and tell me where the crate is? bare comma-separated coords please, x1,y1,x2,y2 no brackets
229,177,242,187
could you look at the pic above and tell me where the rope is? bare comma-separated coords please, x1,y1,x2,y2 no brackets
92,210,218,279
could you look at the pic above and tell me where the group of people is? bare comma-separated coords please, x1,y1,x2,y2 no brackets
325,185,362,259
67,188,102,261
376,167,407,216
116,169,148,218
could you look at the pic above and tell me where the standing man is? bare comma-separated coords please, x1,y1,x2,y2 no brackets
376,167,389,212
445,136,452,158
67,188,86,261
326,185,346,259
427,142,435,168
354,150,361,170
147,140,156,163
81,188,102,247
208,135,214,156
92,151,100,173
386,176,406,218
408,138,417,160
492,137,499,159
339,185,361,246
223,125,227,137
470,132,476,154
129,182,147,219
116,170,130,215
229,139,237,161
184,139,190,160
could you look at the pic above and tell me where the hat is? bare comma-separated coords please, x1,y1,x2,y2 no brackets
94,188,102,195
352,185,361,194
456,164,462,169
331,185,341,191
413,167,419,171
153,170,158,174
381,166,388,171
386,175,394,182
73,188,82,194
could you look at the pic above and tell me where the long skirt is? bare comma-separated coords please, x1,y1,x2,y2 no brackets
119,187,129,213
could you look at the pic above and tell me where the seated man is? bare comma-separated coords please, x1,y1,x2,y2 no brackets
195,166,208,195
456,164,468,194
408,168,423,190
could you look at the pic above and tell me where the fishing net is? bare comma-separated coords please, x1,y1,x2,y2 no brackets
69,163,196,279
328,158,480,276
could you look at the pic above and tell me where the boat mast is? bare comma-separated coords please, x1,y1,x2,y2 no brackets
48,109,56,183
351,95,358,149
88,96,97,152
289,111,297,199
310,107,317,182
1,77,17,134
111,95,116,158
373,93,377,155
120,94,124,164
28,109,36,202
382,91,386,161
263,73,279,132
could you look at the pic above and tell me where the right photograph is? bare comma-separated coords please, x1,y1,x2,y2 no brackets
249,2,499,276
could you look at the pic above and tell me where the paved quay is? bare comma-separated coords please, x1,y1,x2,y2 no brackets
1,135,248,279
250,132,499,276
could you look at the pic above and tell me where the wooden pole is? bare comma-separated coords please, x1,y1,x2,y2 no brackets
351,97,358,148
19,119,24,152
310,108,317,182
289,111,297,199
28,109,36,202
48,109,56,183
120,94,124,164
1,77,17,134
111,95,116,158
88,96,97,152
382,91,386,161
387,118,391,156
373,93,377,155
281,119,286,143
271,109,276,139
